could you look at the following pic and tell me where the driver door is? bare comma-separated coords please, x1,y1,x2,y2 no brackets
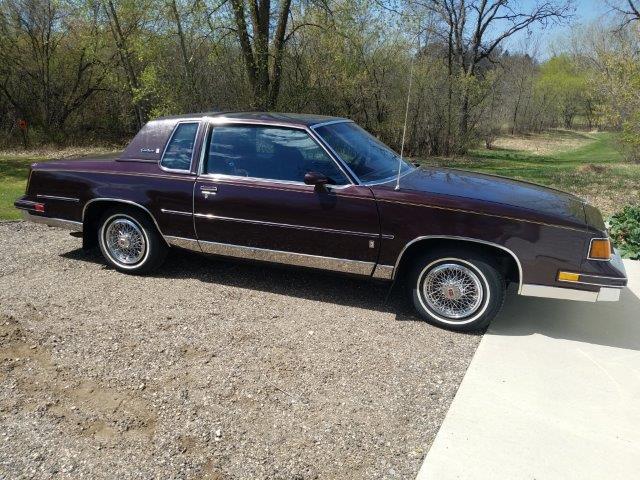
193,123,381,274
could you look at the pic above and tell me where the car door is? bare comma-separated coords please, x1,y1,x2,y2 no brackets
193,122,381,275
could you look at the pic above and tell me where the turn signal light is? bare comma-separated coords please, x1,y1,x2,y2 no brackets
34,203,45,213
589,239,612,260
558,271,580,282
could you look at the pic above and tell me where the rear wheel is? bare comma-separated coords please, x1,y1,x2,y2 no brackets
408,248,506,331
97,208,167,274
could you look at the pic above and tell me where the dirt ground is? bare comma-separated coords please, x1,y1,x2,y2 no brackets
0,222,481,479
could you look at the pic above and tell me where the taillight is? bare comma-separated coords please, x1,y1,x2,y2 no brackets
34,203,45,213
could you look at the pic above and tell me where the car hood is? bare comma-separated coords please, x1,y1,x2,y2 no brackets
382,167,588,229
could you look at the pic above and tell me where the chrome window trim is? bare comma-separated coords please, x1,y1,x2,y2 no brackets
22,211,83,232
193,212,381,238
36,194,80,203
310,119,352,129
82,198,168,245
197,120,354,186
159,120,201,174
392,235,524,293
198,239,376,276
587,237,613,262
196,172,354,190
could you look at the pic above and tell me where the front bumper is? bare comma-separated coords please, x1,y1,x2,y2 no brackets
521,250,627,303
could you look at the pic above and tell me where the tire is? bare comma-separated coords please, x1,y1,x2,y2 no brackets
97,208,167,274
407,248,506,332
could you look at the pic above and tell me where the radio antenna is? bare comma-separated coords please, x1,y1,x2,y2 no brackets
395,52,415,191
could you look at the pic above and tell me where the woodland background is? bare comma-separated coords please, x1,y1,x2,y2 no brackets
1,0,640,159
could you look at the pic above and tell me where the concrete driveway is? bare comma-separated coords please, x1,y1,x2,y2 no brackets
417,260,640,479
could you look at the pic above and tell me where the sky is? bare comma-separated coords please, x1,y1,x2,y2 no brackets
502,0,613,58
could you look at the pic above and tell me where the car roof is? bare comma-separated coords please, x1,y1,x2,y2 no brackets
155,111,348,127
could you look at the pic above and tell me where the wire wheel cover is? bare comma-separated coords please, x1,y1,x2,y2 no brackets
422,263,484,319
105,218,146,265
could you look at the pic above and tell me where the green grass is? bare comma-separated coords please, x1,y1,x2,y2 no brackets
417,132,640,217
0,155,36,220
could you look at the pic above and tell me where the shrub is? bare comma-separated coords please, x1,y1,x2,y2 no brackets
609,205,640,260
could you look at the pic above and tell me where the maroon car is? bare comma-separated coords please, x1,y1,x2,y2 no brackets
15,112,628,330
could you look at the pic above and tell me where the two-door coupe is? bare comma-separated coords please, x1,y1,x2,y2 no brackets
15,112,628,330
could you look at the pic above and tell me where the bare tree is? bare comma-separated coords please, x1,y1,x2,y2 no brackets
608,0,640,21
230,0,292,109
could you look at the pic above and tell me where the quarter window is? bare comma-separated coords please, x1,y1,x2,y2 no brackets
204,125,349,184
160,122,199,171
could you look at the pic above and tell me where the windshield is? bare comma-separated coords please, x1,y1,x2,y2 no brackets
315,122,413,183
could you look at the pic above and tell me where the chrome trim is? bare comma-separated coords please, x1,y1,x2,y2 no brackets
198,240,376,276
36,194,80,203
193,213,381,238
310,119,352,129
520,284,603,302
159,120,201,174
587,237,613,262
372,264,394,280
558,277,626,288
82,198,168,245
597,287,621,302
22,211,83,232
165,235,201,251
381,234,395,240
392,235,524,293
521,284,621,302
160,208,192,217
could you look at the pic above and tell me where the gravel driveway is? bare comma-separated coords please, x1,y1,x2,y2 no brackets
0,221,481,479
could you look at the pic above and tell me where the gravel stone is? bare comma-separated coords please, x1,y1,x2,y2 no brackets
0,221,481,479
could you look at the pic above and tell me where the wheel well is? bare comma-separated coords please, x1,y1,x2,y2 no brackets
82,200,166,249
394,238,521,286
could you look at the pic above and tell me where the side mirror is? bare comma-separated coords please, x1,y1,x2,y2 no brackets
304,171,329,191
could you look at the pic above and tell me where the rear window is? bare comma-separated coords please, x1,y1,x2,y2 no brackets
160,122,199,171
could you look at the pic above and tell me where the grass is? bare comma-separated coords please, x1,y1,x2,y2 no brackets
0,147,119,220
0,155,36,220
0,132,638,219
417,131,640,217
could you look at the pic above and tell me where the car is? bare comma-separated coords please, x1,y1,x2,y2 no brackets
15,112,628,331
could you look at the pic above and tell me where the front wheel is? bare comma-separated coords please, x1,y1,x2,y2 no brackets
408,249,506,331
98,209,167,274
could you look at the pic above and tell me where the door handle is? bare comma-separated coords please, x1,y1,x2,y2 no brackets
200,186,217,198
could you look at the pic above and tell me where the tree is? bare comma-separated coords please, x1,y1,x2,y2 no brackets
229,0,293,109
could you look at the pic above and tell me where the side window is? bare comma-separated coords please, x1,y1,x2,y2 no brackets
205,125,349,184
160,122,199,171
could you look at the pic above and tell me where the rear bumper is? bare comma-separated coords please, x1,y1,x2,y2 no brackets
521,250,627,303
19,210,83,232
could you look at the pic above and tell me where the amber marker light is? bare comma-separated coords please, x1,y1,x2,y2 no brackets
589,238,612,260
558,271,580,282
